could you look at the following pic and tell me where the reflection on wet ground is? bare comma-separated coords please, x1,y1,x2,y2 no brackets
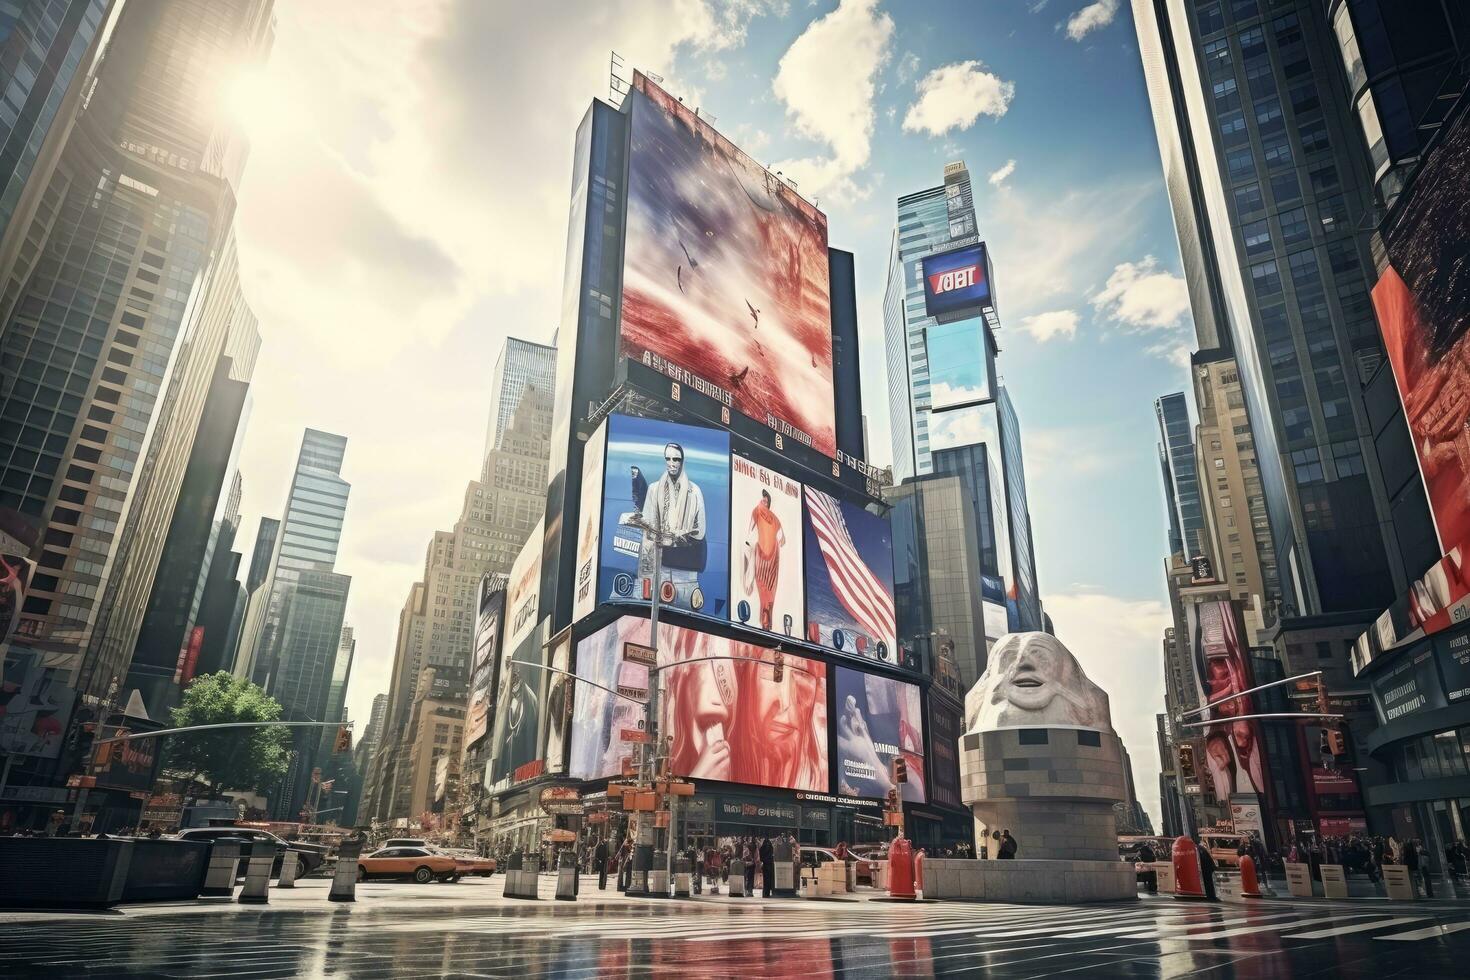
3,896,1470,978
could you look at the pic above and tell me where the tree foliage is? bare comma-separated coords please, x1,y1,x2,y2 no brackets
164,672,291,797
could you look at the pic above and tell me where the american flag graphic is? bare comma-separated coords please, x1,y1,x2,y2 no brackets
806,488,895,651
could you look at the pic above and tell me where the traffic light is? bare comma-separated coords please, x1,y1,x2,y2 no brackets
886,788,899,810
772,651,785,682
333,726,352,754
894,756,908,784
1326,728,1348,757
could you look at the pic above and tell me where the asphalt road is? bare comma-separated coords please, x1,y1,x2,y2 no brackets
3,876,1470,977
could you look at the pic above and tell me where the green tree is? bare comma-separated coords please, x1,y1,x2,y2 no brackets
164,672,291,797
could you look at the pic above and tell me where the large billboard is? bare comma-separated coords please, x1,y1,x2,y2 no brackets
541,631,571,776
803,486,896,661
465,588,504,747
596,414,730,618
488,521,544,786
1187,600,1269,803
572,417,607,623
927,317,993,411
0,648,75,759
620,72,836,457
568,616,828,792
730,454,804,638
1,552,35,644
834,666,925,803
927,695,962,809
921,243,993,322
1373,102,1470,555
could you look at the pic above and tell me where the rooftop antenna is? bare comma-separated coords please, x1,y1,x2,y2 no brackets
608,51,630,107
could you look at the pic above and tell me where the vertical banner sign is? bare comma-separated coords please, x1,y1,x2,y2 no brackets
729,454,804,638
1187,600,1271,807
572,418,608,623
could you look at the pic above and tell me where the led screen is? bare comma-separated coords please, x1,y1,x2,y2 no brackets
730,454,804,638
927,317,992,410
488,521,544,785
803,486,896,661
921,243,992,321
597,414,730,618
572,417,607,623
568,616,828,792
464,591,503,747
834,666,925,803
620,73,836,456
1187,601,1269,804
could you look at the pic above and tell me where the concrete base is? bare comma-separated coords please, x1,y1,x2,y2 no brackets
921,858,1136,904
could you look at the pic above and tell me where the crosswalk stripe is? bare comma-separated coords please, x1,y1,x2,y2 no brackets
1067,911,1305,939
1121,913,1383,942
1284,916,1429,939
984,911,1183,938
1376,920,1470,942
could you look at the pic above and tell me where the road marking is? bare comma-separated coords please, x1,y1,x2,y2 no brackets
1082,911,1306,939
1129,913,1383,942
1284,916,1429,939
1375,920,1470,942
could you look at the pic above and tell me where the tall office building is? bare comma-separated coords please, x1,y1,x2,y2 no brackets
884,161,978,483
0,0,273,702
1133,0,1424,619
245,516,278,592
190,472,248,681
996,384,1041,632
482,336,554,461
354,692,388,776
238,428,351,692
1155,391,1209,562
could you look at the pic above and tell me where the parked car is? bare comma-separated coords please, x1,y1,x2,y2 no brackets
850,845,887,884
441,850,497,877
358,846,460,883
382,838,429,849
175,826,328,879
800,846,840,869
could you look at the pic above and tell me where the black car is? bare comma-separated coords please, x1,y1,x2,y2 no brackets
176,827,329,878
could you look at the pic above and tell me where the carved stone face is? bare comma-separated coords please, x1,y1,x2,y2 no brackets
964,632,1113,733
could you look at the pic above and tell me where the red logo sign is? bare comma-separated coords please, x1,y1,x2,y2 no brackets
928,264,979,295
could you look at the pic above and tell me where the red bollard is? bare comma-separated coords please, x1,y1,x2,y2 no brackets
1172,836,1206,900
888,837,916,901
914,849,925,897
1239,855,1262,898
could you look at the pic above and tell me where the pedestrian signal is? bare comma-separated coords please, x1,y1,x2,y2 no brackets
333,726,352,754
1325,728,1347,757
894,756,908,784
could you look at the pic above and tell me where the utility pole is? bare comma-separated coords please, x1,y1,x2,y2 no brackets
628,507,663,896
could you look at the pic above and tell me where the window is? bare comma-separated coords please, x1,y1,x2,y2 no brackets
1279,206,1309,246
1291,447,1324,483
1270,171,1301,204
1262,135,1293,169
1197,3,1224,34
1239,26,1265,58
1018,729,1049,745
1331,440,1365,477
1219,110,1249,145
1251,260,1281,297
1212,76,1240,111
1289,82,1320,118
1300,120,1330,154
1227,148,1256,180
1242,219,1272,256
1234,182,1264,214
1215,458,1226,469
1077,730,1102,747
1254,97,1284,135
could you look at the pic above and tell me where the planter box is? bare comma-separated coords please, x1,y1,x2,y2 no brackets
0,837,132,909
121,838,211,902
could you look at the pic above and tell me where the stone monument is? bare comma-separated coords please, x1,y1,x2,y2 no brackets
920,632,1137,903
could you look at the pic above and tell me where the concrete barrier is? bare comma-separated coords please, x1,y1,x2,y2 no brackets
120,837,210,903
555,851,578,901
1321,864,1348,899
277,847,300,888
0,837,132,909
201,838,244,898
238,844,277,904
1284,862,1313,897
329,839,362,903
1383,864,1417,900
728,858,745,896
1151,861,1175,894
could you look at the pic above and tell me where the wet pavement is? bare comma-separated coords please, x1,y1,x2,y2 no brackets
3,876,1470,977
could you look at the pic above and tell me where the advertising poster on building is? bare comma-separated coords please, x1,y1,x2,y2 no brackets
1187,600,1270,803
572,418,607,623
834,666,925,803
95,719,162,794
1435,625,1470,703
927,317,992,410
465,591,503,747
0,649,75,759
803,486,896,661
1351,547,1470,672
921,243,993,321
1,552,35,644
927,696,962,809
598,414,730,618
568,616,828,792
1371,643,1448,725
619,72,836,457
541,631,571,776
729,454,803,638
488,521,544,786
1372,103,1470,555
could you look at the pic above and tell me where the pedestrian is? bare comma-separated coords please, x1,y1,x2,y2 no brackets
999,830,1018,859
744,839,757,894
1139,839,1158,893
692,840,704,895
617,837,632,891
759,836,776,898
594,836,609,891
1196,837,1218,901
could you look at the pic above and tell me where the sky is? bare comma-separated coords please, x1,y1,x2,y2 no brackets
227,0,1194,828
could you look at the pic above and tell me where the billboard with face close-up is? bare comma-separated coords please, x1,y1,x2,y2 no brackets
1187,600,1269,804
598,414,730,619
620,72,836,457
803,486,895,661
464,589,503,747
729,454,804,638
834,666,925,803
568,616,828,792
1372,102,1470,554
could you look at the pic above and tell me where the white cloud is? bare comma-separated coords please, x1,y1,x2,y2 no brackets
1022,426,1114,482
1066,0,1121,41
1091,256,1191,332
896,51,921,83
902,60,1015,137
1019,309,1079,343
772,0,894,201
1041,590,1172,834
988,158,1017,186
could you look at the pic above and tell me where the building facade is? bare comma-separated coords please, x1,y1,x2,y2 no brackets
482,336,554,462
1155,390,1209,562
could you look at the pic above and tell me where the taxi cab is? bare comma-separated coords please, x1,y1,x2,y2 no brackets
357,845,459,883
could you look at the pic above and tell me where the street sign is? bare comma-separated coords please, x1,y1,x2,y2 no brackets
661,781,695,796
616,684,649,701
540,786,584,816
65,775,95,789
620,727,651,743
623,642,657,666
587,811,610,824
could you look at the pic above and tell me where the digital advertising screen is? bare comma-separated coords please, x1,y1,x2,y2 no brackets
729,454,804,638
926,317,992,410
834,666,925,803
488,522,545,785
927,696,962,809
0,648,75,759
568,616,828,792
464,590,503,747
572,416,607,623
1187,600,1269,804
620,72,836,457
597,414,730,619
921,243,993,322
803,486,896,661
1373,102,1470,555
541,632,571,776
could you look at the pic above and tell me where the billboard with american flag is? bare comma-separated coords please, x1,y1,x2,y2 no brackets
802,486,896,662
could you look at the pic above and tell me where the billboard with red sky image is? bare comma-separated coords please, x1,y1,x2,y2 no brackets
620,72,836,457
1373,101,1470,557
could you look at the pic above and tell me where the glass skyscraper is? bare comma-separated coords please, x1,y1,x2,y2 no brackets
482,336,554,462
1155,390,1208,561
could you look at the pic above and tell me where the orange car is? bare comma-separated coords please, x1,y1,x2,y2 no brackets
448,852,497,878
358,846,460,883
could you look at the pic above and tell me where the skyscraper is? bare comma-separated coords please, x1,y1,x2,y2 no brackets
245,516,278,593
1155,391,1208,562
482,336,554,461
0,0,273,701
1132,0,1420,618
